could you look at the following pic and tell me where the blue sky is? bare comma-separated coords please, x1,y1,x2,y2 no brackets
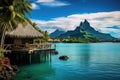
29,0,120,38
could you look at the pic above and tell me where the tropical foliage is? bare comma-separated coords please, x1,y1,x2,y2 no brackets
32,23,50,43
67,38,100,43
52,37,100,43
0,0,32,57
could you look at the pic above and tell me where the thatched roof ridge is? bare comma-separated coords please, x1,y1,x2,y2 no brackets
6,23,44,38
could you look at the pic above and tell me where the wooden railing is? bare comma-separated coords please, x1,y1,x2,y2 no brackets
28,43,52,49
4,43,52,50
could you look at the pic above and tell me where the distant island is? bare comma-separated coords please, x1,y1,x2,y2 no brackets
50,19,120,42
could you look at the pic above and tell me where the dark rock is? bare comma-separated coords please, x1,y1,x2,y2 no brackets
0,74,5,80
59,55,69,60
12,65,19,72
52,51,58,55
0,65,19,80
11,71,16,76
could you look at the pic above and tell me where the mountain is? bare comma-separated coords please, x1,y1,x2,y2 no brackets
59,19,115,40
50,29,65,38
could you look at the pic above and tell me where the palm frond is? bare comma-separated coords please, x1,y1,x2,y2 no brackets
8,21,13,30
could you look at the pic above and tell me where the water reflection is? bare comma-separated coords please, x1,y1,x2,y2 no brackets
15,43,120,80
14,63,55,80
78,44,91,66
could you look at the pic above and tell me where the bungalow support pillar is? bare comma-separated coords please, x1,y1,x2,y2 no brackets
50,52,52,63
29,53,32,64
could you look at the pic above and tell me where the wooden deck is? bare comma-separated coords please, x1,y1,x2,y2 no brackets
4,43,56,65
4,43,53,53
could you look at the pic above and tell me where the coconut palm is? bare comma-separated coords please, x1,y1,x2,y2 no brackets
0,0,32,55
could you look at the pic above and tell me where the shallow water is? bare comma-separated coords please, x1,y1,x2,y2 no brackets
14,43,120,80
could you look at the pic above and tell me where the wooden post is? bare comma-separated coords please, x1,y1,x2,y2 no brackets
54,44,56,50
40,51,42,63
39,52,41,63
40,51,43,62
29,53,31,64
46,51,49,61
50,51,52,63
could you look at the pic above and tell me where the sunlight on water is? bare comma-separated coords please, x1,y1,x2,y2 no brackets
14,43,120,80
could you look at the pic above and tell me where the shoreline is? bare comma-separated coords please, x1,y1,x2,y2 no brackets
51,41,120,43
0,57,19,80
0,65,19,80
0,65,20,80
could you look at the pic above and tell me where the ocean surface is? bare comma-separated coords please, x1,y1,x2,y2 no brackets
14,43,120,80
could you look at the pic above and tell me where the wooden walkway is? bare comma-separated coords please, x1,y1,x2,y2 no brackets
4,43,56,65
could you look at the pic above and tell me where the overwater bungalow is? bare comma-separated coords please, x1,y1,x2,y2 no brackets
4,23,54,65
5,23,50,52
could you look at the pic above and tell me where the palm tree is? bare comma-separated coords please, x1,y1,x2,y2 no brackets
0,0,32,55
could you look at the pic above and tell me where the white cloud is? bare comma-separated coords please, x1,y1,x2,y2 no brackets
31,3,40,9
36,0,70,7
100,28,120,38
31,11,120,38
37,0,54,3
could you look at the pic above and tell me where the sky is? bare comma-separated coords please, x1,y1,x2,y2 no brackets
29,0,120,38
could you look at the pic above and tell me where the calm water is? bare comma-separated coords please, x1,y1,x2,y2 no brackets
14,43,120,80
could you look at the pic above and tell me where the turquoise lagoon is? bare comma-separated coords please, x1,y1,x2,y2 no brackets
14,43,120,80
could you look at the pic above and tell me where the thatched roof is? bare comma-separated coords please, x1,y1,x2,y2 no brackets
6,23,44,38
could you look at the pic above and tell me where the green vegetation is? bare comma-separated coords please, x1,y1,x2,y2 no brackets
0,49,5,58
0,0,32,59
34,31,50,43
67,38,100,43
32,23,50,43
80,29,93,38
51,37,100,43
52,30,100,43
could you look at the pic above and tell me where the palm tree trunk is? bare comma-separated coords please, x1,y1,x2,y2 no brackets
0,24,7,50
